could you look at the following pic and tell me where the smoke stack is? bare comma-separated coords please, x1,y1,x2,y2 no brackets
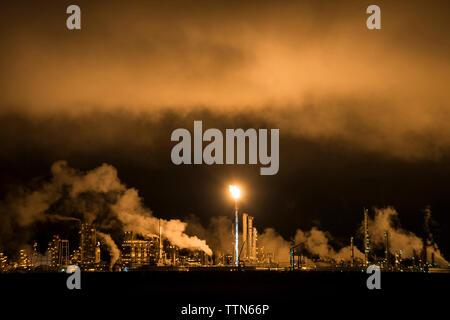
158,218,164,265
350,236,354,267
252,227,257,259
242,213,248,259
364,208,370,266
248,216,253,260
384,231,389,267
422,238,427,266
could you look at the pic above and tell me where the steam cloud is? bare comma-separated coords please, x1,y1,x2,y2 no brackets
256,207,447,267
368,207,448,267
0,161,212,262
294,227,364,262
241,209,447,267
185,215,233,259
97,231,120,270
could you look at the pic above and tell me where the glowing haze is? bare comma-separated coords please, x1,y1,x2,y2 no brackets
0,1,449,159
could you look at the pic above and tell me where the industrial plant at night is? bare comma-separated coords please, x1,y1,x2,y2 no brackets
1,205,447,274
1,0,449,314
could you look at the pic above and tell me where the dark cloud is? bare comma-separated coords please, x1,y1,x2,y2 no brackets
0,1,449,158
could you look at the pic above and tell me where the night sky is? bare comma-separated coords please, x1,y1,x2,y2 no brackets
0,0,449,258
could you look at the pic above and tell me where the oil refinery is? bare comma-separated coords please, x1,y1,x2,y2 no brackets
0,207,448,274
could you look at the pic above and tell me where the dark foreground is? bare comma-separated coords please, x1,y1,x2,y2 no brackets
1,271,448,317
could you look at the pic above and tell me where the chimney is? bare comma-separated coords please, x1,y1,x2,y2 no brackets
252,227,257,260
364,208,370,266
350,236,354,267
384,231,389,267
158,219,164,264
242,213,248,259
248,216,253,260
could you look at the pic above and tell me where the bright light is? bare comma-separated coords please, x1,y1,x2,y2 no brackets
229,185,241,200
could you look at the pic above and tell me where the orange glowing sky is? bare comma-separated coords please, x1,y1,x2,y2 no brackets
0,0,449,159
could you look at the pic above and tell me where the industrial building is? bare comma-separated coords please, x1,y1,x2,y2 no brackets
289,208,444,272
47,235,69,268
238,213,258,264
0,208,446,273
79,223,101,269
121,232,159,269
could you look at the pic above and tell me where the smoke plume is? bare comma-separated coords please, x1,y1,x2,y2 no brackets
258,228,291,265
368,207,448,267
97,231,120,270
294,227,364,262
0,161,212,256
112,188,212,255
185,215,233,258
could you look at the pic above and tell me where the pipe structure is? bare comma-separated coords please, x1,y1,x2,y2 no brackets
242,213,248,259
234,198,239,267
248,216,253,260
350,236,354,267
158,218,164,265
252,227,257,259
384,231,389,267
364,209,370,266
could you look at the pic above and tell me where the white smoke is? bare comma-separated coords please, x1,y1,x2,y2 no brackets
294,227,364,262
368,207,422,258
97,231,120,270
369,207,448,267
257,226,364,267
112,188,212,255
258,228,291,266
4,160,212,256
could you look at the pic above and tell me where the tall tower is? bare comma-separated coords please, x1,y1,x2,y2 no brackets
252,227,257,260
242,213,248,259
421,239,427,266
158,218,164,265
350,236,354,267
234,199,239,267
247,216,253,261
384,231,389,267
80,224,97,266
364,209,370,266
59,239,69,266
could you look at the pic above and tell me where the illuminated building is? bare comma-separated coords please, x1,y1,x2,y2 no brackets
80,224,98,267
121,232,158,269
18,249,32,269
158,219,164,266
47,235,69,268
252,227,257,259
0,252,7,271
242,213,248,259
31,241,40,267
247,216,253,260
70,249,81,265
